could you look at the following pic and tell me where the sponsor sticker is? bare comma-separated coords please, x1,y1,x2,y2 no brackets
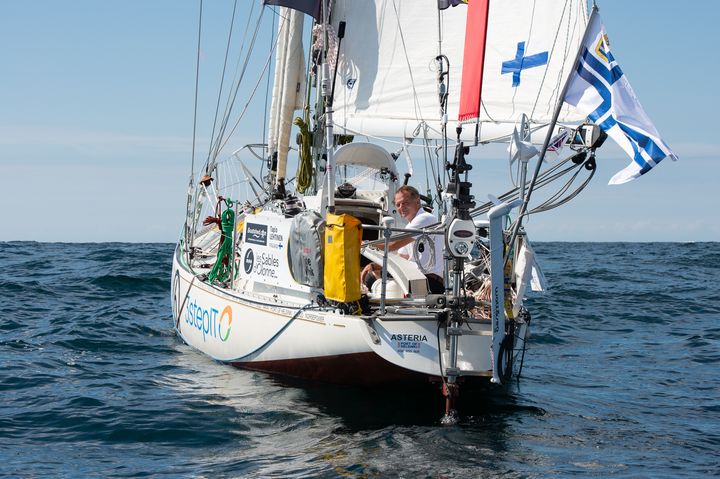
245,223,268,246
244,249,254,274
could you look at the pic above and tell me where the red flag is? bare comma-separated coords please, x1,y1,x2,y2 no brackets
458,0,490,121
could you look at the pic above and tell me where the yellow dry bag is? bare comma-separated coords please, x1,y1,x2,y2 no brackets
324,213,362,302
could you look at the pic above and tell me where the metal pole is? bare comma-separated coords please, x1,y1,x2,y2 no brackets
321,1,336,216
488,198,522,384
323,66,336,215
230,201,238,289
379,217,395,315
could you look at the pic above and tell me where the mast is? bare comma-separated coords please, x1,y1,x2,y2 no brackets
321,0,336,215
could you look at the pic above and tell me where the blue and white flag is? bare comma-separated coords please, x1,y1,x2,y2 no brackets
564,13,678,185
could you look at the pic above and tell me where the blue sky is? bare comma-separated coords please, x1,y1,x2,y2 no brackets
1,1,717,242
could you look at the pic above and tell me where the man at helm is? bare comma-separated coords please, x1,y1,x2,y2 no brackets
360,185,444,294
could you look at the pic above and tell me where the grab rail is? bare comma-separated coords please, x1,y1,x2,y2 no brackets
361,220,445,314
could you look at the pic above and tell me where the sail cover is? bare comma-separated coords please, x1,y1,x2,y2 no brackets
331,0,588,142
267,7,306,184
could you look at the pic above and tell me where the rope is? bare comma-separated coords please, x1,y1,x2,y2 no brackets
208,203,236,283
224,303,323,362
294,116,313,193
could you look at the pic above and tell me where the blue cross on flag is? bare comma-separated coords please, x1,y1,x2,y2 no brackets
563,13,677,184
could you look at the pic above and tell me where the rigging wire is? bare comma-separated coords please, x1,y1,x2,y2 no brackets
215,8,284,156
471,150,594,219
423,126,445,213
188,0,205,253
206,0,240,170
545,1,587,114
190,0,203,181
529,159,595,214
390,0,426,128
528,0,572,118
188,4,273,245
528,0,569,120
211,7,267,162
337,121,554,150
210,3,261,165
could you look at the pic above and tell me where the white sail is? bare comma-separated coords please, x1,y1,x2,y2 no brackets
331,0,588,142
267,7,306,185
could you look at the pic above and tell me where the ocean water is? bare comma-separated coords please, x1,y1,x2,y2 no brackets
1,241,718,478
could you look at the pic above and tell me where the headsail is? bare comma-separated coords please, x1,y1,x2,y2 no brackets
330,0,589,142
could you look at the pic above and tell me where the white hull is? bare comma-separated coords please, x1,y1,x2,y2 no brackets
171,244,527,386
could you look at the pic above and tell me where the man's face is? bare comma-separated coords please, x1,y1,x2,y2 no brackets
394,191,420,221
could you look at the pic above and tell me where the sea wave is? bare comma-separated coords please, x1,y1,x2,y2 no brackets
0,241,718,478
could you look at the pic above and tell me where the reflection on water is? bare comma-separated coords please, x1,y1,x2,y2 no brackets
167,343,551,477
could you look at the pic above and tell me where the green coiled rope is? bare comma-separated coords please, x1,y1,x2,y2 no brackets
208,206,235,283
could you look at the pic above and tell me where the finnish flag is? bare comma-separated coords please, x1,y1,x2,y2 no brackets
564,13,678,185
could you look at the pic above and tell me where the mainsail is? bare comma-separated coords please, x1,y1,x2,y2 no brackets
330,0,589,142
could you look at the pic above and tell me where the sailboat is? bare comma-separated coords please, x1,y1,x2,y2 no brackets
171,0,675,420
